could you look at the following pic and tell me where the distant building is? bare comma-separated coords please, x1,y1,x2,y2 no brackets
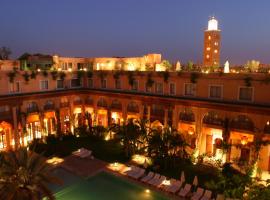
203,17,221,67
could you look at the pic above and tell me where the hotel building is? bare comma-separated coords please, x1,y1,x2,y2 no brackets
0,18,270,180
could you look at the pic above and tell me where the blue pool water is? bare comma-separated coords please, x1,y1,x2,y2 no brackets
52,168,169,200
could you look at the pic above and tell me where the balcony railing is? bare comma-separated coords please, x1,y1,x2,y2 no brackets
27,106,39,113
44,104,55,111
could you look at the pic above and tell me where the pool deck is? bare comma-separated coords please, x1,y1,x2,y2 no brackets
59,155,107,177
54,155,186,200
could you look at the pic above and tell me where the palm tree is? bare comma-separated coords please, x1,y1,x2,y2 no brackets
0,148,60,200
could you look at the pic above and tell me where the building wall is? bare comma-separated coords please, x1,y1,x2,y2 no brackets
1,70,270,179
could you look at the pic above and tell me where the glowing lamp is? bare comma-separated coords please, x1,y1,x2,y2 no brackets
188,127,195,135
241,136,248,145
208,17,218,31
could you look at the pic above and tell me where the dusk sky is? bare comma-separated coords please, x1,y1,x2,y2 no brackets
1,0,270,65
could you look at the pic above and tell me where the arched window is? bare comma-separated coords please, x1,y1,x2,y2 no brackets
230,115,254,132
73,96,82,105
85,96,93,105
97,98,107,108
179,108,195,122
27,102,38,113
127,101,139,113
44,100,54,110
111,99,122,110
203,111,224,126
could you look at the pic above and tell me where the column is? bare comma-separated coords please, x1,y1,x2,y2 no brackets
147,105,151,121
164,108,168,127
194,108,204,155
172,106,178,129
107,108,111,127
12,106,19,149
139,104,144,120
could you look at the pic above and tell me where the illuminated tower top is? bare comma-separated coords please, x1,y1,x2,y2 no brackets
207,17,219,31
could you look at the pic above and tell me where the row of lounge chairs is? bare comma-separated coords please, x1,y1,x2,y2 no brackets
123,165,214,200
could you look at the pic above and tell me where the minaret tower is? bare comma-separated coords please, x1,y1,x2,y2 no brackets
203,17,221,67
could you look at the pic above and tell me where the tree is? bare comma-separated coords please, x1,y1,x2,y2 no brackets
0,148,60,200
0,46,12,60
246,180,270,200
161,60,172,71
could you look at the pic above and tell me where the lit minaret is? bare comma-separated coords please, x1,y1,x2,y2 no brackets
203,17,221,67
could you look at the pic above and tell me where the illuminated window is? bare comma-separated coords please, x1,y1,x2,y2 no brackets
214,49,218,53
184,83,196,96
115,79,121,89
132,80,139,91
239,87,253,101
40,80,49,90
206,55,210,59
155,82,163,94
101,79,107,89
208,36,211,40
209,85,222,99
214,42,218,46
169,83,176,95
206,47,210,51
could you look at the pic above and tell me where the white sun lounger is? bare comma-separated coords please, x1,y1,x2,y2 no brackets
151,175,166,187
127,166,139,177
166,180,183,193
162,179,176,190
131,168,145,179
201,190,212,200
147,174,161,185
178,183,192,198
141,171,154,182
191,187,204,200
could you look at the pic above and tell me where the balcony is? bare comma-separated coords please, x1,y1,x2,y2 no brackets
27,106,39,114
44,104,55,111
179,113,195,122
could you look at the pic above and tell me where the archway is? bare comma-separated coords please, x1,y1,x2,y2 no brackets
0,121,12,151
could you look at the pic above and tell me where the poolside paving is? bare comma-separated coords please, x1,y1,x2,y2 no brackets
59,155,107,177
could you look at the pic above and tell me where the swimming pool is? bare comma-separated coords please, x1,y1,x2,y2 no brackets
53,169,169,200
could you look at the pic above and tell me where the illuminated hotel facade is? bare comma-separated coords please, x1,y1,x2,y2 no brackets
1,18,270,180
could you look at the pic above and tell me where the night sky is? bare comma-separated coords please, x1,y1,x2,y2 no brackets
1,0,270,65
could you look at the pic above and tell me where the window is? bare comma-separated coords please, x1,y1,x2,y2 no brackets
88,78,93,88
40,80,48,90
101,79,107,89
56,79,64,89
169,83,176,95
209,85,222,99
115,79,121,89
68,63,72,69
145,83,152,93
9,82,20,93
71,78,81,88
184,83,196,96
239,87,253,101
0,106,9,113
132,80,139,91
155,82,163,94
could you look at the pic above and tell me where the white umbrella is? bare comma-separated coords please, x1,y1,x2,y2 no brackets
180,171,185,183
193,175,198,187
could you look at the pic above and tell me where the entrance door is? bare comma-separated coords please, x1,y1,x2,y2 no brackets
240,148,250,163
